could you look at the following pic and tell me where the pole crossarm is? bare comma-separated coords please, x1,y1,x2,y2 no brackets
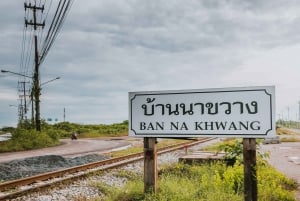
25,20,45,28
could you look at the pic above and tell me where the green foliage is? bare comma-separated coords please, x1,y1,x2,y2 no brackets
51,121,128,138
258,164,298,201
156,163,243,201
218,140,243,164
45,128,61,141
14,119,34,130
0,128,60,152
99,162,297,201
52,122,79,132
94,169,144,201
96,181,145,201
208,139,269,166
115,170,142,181
0,120,129,152
0,126,15,133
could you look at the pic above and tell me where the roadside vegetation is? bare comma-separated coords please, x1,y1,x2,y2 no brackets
0,120,129,153
93,139,298,201
276,127,300,142
48,120,129,138
0,128,60,152
95,162,297,201
277,120,300,130
277,127,299,135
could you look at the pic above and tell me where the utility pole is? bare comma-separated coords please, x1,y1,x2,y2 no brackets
297,101,300,128
298,102,300,121
18,98,24,122
31,90,35,127
24,2,45,131
287,107,290,128
18,81,29,118
63,108,66,122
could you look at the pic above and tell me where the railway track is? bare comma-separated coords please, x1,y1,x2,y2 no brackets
0,137,215,200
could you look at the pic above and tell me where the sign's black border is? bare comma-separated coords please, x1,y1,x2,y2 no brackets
129,89,274,137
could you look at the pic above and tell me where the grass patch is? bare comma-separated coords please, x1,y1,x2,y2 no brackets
0,128,60,152
108,146,143,158
277,127,299,135
280,137,300,142
275,127,300,142
97,162,297,201
52,121,129,139
108,139,192,158
115,170,143,181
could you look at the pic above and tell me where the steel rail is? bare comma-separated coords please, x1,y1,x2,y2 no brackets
0,137,215,200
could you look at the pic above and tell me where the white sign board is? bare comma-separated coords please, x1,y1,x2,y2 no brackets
129,86,275,138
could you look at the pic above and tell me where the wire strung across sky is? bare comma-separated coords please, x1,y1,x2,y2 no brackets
39,0,74,65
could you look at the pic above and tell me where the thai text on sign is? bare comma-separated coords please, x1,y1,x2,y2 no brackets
129,86,275,138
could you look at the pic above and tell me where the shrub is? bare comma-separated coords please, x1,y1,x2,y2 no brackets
45,129,60,141
218,139,243,165
0,128,60,152
257,164,297,201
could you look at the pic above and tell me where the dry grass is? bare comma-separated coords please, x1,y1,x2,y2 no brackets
276,127,300,142
277,127,299,135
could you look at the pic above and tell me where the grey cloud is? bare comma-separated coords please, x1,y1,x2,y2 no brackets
2,0,300,127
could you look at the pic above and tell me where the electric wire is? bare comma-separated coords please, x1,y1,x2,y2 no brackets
39,0,65,65
38,0,53,59
19,26,27,78
37,0,45,53
20,2,31,76
39,0,74,65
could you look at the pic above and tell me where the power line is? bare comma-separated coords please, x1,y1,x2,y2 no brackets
39,0,74,65
38,0,53,52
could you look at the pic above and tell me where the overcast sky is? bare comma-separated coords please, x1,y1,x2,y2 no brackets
1,0,300,128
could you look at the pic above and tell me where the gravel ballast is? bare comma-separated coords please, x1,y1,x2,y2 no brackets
0,154,110,181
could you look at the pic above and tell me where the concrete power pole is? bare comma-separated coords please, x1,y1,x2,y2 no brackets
298,101,300,128
63,108,66,122
18,81,29,118
298,101,300,121
24,2,45,131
